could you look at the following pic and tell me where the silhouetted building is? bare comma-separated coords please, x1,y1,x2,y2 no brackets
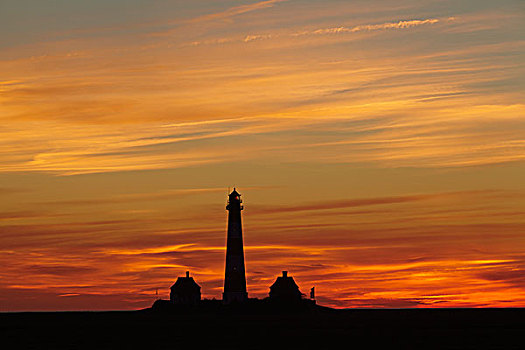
269,271,303,302
223,188,248,304
170,271,201,305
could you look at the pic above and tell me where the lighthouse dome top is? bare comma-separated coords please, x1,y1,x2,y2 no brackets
227,188,243,210
229,188,241,199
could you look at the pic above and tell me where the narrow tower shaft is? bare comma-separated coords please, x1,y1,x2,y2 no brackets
223,188,248,304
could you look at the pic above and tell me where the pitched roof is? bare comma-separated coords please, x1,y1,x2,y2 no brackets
269,271,302,298
171,272,201,294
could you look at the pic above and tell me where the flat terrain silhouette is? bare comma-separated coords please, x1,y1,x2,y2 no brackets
2,308,524,349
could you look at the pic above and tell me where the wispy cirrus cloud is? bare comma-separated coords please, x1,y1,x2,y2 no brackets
151,0,289,38
0,210,66,221
295,18,442,36
250,190,498,215
0,187,24,194
191,17,447,46
34,185,272,206
190,0,288,23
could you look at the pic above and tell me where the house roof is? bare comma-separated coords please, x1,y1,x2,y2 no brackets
171,272,201,293
269,271,301,296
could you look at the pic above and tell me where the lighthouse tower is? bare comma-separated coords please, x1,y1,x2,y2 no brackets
223,188,248,304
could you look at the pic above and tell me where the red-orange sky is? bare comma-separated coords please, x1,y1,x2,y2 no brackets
1,0,525,311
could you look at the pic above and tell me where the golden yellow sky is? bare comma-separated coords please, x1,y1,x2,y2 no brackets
1,0,524,310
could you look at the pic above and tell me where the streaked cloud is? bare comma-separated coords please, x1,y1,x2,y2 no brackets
191,17,446,46
250,190,499,214
296,18,441,36
190,0,288,23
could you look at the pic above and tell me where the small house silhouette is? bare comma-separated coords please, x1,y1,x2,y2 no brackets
170,271,201,305
269,271,303,302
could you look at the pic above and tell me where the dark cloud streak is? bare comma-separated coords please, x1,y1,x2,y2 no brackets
250,190,503,214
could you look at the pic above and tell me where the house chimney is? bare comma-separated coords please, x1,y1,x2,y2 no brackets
282,271,288,278
186,271,190,278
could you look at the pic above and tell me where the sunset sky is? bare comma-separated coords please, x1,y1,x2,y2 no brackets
1,0,524,311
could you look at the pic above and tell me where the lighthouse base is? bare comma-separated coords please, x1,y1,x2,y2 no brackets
223,291,248,304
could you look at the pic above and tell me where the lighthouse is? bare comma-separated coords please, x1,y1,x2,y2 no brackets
223,188,248,304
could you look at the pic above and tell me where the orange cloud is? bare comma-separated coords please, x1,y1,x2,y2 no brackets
190,0,288,23
306,18,441,35
250,190,497,215
190,17,445,46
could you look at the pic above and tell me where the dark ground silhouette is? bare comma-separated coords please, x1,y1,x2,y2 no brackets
1,308,524,349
